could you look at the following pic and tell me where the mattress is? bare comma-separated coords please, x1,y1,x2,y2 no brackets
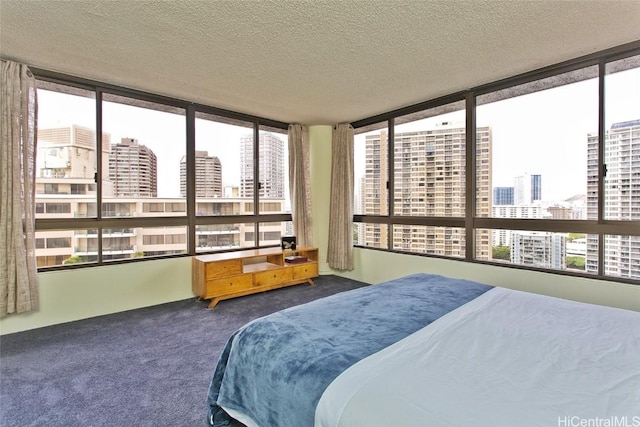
207,273,492,426
206,273,640,426
315,287,640,426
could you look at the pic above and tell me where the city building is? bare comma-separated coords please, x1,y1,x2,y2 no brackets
566,237,587,257
240,133,285,199
491,205,547,247
35,195,285,266
514,173,542,205
358,129,389,249
180,150,223,198
37,125,113,199
511,231,566,270
34,127,286,267
493,187,514,205
547,194,587,220
359,123,492,259
586,119,640,278
108,138,158,197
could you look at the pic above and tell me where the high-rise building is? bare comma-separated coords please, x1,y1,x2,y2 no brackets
491,205,546,246
239,133,285,198
586,119,640,278
359,130,389,248
514,173,541,205
37,125,113,199
37,125,111,181
360,123,492,259
33,127,284,267
511,231,566,270
493,187,514,205
179,150,222,197
108,138,158,197
35,125,112,266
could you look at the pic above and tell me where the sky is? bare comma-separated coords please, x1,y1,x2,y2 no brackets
37,65,638,204
36,90,289,200
354,65,639,203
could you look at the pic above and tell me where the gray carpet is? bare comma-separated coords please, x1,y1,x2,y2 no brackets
0,275,368,427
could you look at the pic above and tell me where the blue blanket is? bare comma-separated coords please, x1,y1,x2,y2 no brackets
207,273,493,427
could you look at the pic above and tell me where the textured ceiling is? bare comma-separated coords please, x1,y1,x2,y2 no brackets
1,0,639,125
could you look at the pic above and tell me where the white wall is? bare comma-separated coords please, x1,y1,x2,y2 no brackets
0,257,192,335
1,124,637,336
340,248,640,312
309,125,333,274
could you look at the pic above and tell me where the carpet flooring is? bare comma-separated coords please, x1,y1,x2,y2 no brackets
0,275,368,427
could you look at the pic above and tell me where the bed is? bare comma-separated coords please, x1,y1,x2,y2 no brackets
206,273,640,427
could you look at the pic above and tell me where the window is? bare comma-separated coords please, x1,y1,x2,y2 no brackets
195,113,254,214
46,237,71,249
34,75,290,270
142,203,165,213
354,122,388,216
44,183,59,194
258,126,290,215
604,56,640,222
354,223,389,249
476,66,599,266
259,221,292,247
394,102,466,218
45,203,71,214
353,44,640,283
36,82,97,218
35,229,97,267
195,223,246,252
143,235,164,245
353,103,469,255
102,93,186,217
477,66,598,217
103,227,187,261
598,56,640,279
478,228,595,273
393,225,465,258
354,122,389,248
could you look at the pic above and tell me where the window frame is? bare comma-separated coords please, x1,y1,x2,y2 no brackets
33,69,290,270
352,41,640,285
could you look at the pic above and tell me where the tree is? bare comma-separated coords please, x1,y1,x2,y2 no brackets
567,233,586,242
566,256,585,270
63,255,84,264
492,245,510,260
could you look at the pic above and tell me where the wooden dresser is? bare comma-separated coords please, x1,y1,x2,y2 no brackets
192,246,319,309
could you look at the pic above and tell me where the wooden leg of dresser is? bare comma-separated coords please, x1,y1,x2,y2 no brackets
308,279,315,286
207,297,221,310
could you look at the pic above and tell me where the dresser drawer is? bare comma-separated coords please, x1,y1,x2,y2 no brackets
205,274,253,298
205,259,243,279
254,268,292,288
292,263,318,280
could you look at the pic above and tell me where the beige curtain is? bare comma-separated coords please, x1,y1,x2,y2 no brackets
288,124,313,247
327,123,354,271
1,60,39,316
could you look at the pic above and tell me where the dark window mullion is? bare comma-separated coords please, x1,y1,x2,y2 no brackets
387,118,394,250
253,123,260,247
465,92,475,261
186,105,196,255
597,59,606,276
96,88,103,263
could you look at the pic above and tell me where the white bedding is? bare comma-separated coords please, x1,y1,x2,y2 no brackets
315,288,640,427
